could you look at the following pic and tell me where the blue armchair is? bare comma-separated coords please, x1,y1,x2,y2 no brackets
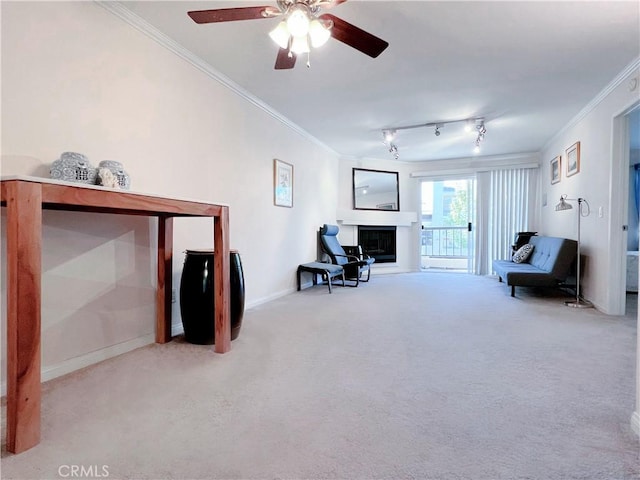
319,224,375,286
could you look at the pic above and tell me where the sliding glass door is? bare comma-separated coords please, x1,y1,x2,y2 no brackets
420,177,476,272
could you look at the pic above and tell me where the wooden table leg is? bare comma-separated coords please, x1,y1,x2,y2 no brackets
156,216,173,344
214,206,231,353
5,181,42,453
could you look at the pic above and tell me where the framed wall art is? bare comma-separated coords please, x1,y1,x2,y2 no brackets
566,141,580,177
273,159,293,208
550,156,561,184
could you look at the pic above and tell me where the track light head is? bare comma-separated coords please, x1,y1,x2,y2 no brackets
388,143,399,160
464,120,473,133
382,129,396,144
474,119,486,152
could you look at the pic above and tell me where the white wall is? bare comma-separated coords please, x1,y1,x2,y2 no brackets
1,2,338,382
539,62,640,313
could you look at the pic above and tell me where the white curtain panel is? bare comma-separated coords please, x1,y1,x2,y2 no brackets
474,168,538,275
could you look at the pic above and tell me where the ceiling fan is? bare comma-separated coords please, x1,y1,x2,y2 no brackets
187,0,389,69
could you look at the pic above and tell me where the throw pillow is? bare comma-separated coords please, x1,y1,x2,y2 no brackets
512,243,534,264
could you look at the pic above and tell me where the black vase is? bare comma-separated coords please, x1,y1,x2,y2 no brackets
229,250,245,340
179,249,245,345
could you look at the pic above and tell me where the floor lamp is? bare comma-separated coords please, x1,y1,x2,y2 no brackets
555,195,593,308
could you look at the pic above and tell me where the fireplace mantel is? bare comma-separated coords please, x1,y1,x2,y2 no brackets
336,208,417,227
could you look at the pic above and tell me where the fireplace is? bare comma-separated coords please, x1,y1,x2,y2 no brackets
358,226,397,263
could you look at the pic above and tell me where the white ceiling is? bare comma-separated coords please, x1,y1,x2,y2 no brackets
118,0,639,162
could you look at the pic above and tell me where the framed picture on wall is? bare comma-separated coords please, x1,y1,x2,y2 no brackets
550,156,561,184
566,141,580,177
273,159,293,208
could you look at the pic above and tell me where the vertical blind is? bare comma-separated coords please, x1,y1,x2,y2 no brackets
474,168,538,275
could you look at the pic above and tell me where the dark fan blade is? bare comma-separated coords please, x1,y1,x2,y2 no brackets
188,6,276,24
275,48,297,69
319,13,388,58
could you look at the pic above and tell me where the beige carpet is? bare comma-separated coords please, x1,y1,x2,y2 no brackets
1,272,639,479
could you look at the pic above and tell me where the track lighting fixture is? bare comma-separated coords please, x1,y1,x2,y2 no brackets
380,117,487,159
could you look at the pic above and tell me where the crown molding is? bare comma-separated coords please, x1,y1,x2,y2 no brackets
95,1,337,156
543,56,640,151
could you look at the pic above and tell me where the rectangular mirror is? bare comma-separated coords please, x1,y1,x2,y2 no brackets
353,168,400,211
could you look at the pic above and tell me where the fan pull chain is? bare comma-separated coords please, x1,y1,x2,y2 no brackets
306,52,311,68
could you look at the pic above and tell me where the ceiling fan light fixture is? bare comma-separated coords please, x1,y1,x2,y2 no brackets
286,6,311,37
309,19,331,47
269,21,290,49
188,2,388,70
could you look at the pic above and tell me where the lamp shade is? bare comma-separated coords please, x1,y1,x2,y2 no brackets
555,196,573,211
290,35,310,54
286,7,310,37
309,19,331,47
269,21,290,49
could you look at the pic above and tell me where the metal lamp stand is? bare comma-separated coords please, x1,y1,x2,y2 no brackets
565,198,593,308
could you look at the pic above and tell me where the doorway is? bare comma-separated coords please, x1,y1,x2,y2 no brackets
611,102,640,315
420,177,476,272
625,108,640,300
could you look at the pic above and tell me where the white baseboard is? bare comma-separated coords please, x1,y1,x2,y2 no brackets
0,334,156,397
246,287,296,309
632,411,640,436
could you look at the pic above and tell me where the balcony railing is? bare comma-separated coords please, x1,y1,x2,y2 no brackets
421,226,469,258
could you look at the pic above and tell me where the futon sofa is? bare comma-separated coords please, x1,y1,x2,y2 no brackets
492,235,577,297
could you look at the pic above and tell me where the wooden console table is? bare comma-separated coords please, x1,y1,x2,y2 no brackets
0,176,231,454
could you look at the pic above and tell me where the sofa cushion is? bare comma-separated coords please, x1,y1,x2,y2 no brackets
528,236,577,280
493,260,566,287
512,244,534,263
